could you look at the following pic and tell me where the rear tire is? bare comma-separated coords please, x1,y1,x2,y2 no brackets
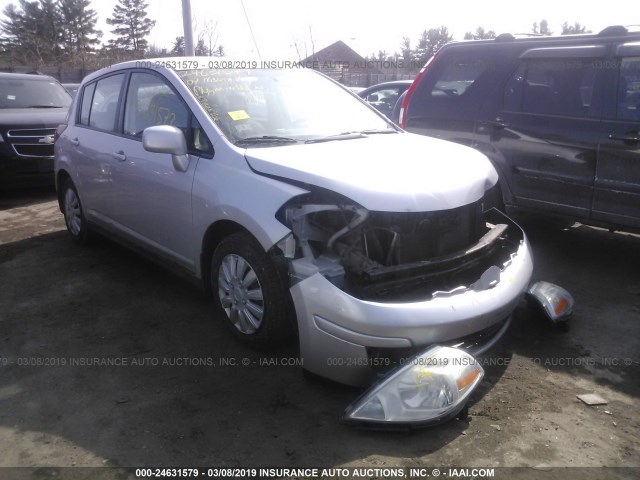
61,178,92,245
210,232,292,348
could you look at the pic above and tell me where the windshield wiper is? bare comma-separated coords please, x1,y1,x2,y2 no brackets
304,129,397,144
235,136,299,146
26,105,65,108
359,128,398,135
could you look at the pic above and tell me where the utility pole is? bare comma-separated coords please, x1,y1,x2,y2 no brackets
182,0,194,56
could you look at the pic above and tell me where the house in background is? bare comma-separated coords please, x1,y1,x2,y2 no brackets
302,40,385,87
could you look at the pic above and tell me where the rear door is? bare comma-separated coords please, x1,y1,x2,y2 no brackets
485,46,607,219
594,44,640,229
71,73,126,223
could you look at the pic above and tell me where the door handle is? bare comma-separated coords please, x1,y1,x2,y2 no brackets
70,138,79,146
112,151,127,162
489,117,510,129
479,119,509,129
609,133,639,144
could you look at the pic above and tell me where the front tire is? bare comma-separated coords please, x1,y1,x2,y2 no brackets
61,178,92,245
211,232,292,348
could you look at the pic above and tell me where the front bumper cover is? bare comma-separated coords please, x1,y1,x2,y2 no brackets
291,211,533,386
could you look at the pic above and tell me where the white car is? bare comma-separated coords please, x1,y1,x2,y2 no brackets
55,58,534,427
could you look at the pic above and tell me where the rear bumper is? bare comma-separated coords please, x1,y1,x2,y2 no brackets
291,214,533,386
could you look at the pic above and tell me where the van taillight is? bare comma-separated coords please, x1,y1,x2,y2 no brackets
54,124,67,142
399,54,436,129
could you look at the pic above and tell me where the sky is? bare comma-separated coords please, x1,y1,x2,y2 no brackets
1,0,639,60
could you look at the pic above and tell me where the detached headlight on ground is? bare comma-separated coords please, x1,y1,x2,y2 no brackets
528,281,574,322
342,346,484,428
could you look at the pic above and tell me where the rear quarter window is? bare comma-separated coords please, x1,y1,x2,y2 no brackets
79,82,96,125
408,53,493,119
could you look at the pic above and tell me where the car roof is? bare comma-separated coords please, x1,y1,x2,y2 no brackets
80,56,267,85
439,25,640,53
0,72,58,82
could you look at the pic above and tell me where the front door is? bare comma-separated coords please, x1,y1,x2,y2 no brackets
110,71,199,270
594,48,640,229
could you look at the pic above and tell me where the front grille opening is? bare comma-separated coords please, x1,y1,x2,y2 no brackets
344,209,524,302
7,128,57,138
12,144,54,158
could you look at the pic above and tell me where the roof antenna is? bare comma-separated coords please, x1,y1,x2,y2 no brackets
240,0,262,61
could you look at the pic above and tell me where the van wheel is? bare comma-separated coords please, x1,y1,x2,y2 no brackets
211,232,292,348
61,178,92,245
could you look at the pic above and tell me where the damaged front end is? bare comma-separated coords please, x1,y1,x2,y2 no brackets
277,190,523,303
274,189,533,428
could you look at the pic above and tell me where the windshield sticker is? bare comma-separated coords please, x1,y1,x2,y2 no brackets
227,110,249,121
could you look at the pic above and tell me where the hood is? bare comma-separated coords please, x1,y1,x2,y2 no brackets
0,108,68,128
244,132,498,212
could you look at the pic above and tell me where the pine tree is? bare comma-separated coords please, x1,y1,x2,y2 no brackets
464,27,496,40
532,20,552,36
561,22,591,35
413,26,452,66
106,0,155,53
171,36,185,56
59,0,101,63
194,38,208,56
0,0,62,65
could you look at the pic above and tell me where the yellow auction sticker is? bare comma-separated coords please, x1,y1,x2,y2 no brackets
227,110,250,121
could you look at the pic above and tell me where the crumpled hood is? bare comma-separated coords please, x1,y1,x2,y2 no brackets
244,132,498,212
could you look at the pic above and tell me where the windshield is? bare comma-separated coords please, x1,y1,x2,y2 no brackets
177,68,392,145
0,77,72,109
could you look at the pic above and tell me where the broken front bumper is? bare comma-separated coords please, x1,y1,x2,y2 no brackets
290,211,533,386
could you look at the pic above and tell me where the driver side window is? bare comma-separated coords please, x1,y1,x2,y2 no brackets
123,72,189,137
123,71,212,155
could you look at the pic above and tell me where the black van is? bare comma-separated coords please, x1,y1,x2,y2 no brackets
399,26,640,231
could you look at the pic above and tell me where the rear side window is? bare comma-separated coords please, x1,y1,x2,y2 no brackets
408,55,491,118
504,59,597,118
88,74,125,132
433,60,487,97
616,57,640,121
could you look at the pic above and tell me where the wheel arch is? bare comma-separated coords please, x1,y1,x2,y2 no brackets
199,220,294,324
56,169,72,212
200,220,252,295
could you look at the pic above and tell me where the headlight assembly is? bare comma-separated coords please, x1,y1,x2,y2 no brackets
343,346,484,428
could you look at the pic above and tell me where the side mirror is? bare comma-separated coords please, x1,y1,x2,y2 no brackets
142,125,189,172
367,94,379,102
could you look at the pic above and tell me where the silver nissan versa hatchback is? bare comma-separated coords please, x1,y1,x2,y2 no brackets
55,58,534,427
